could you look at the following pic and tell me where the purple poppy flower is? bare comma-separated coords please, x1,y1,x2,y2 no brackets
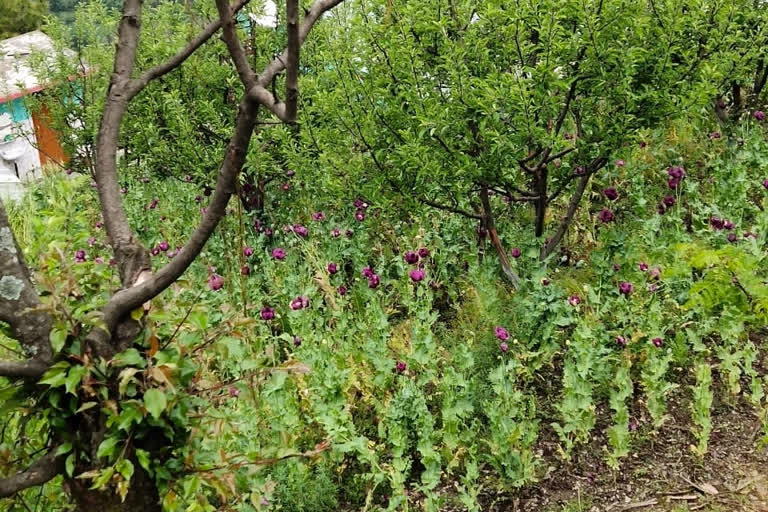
599,209,615,223
418,247,430,258
568,295,581,306
264,228,273,236
638,262,649,271
354,198,368,209
148,198,159,209
327,262,338,274
649,267,661,280
158,241,168,252
616,336,627,346
409,269,425,282
648,283,658,292
404,251,419,264
242,246,254,257
724,220,734,230
109,258,116,265
668,177,681,189
195,195,203,203
331,228,341,238
260,306,275,320
184,174,192,182
229,386,240,398
74,249,87,263
293,336,302,347
272,248,286,260
286,169,296,177
241,265,250,276
208,274,224,291
120,187,127,195
395,361,407,374
290,297,304,310
761,179,768,190
95,221,103,229
312,211,325,221
361,266,374,278
345,229,354,238
657,203,667,215
510,247,522,258
150,247,160,256
281,183,290,191
495,326,510,341
710,216,725,230
662,195,676,208
615,159,625,167
293,225,308,238
710,131,721,140
94,257,104,264
368,274,381,288
542,278,550,286
727,232,737,243
668,166,686,179
338,285,348,296
652,337,663,348
754,110,765,121
619,281,634,296
500,342,509,353
355,210,365,222
603,187,619,201
575,166,585,176
87,236,96,247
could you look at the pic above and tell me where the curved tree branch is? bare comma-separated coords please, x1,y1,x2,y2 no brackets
125,0,252,101
0,449,61,499
216,0,257,89
285,0,300,121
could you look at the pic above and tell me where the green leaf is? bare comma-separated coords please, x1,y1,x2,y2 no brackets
97,436,119,460
64,365,87,395
56,443,73,456
39,361,71,387
112,348,146,368
76,401,98,414
143,388,167,420
135,449,151,474
116,459,134,482
65,453,75,477
50,327,68,354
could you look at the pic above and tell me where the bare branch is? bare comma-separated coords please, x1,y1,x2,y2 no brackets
249,84,289,121
420,198,483,220
285,0,300,121
94,98,261,337
125,0,252,100
0,449,61,499
540,156,608,260
0,360,50,379
216,0,257,89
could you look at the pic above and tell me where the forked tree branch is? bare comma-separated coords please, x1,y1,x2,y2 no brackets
126,0,252,100
540,156,608,260
0,448,61,499
93,0,346,331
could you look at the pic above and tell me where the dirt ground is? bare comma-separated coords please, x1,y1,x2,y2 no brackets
477,390,768,512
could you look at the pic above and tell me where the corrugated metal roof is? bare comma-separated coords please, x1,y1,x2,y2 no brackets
0,31,76,104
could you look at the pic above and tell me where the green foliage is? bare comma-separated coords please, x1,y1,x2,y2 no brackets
0,0,48,39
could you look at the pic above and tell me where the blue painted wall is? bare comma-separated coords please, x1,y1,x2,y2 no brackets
0,98,30,123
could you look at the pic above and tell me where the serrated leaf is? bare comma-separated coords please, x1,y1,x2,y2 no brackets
143,388,167,420
50,327,68,354
39,361,71,387
135,449,151,474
